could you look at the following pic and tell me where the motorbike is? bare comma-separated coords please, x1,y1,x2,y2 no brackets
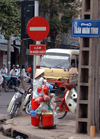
7,87,33,118
7,87,26,118
0,75,3,91
23,89,32,114
4,76,20,92
55,85,77,119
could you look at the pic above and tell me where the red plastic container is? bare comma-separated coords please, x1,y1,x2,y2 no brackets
31,98,39,110
42,114,53,127
31,116,40,126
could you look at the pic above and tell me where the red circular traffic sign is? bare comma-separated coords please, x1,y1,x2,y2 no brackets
27,16,49,41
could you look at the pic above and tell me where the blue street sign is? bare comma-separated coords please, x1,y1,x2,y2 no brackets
71,19,100,38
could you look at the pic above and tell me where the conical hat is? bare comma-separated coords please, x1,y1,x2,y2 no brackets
69,68,78,75
34,69,45,79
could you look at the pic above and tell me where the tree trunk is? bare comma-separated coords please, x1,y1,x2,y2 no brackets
19,40,28,70
7,37,11,73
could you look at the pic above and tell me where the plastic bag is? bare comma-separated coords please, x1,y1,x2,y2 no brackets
33,77,46,98
50,97,57,111
33,92,39,98
43,94,50,102
46,83,53,91
53,111,58,125
35,102,48,114
35,96,44,103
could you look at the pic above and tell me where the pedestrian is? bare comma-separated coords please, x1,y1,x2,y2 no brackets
26,67,32,83
20,65,27,89
26,68,45,94
9,65,18,87
0,64,8,88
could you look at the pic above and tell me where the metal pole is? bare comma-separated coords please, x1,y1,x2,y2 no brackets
7,37,11,73
33,1,40,82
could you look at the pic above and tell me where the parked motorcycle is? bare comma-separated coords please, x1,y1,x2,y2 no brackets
4,76,20,92
7,87,33,118
23,89,32,114
0,75,3,91
7,87,26,118
55,85,77,119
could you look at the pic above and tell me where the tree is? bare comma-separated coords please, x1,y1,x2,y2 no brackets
0,0,21,72
39,0,80,47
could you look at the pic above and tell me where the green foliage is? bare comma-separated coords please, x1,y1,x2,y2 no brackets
0,0,21,40
39,0,78,46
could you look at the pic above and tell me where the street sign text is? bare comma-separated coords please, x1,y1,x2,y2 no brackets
71,19,100,37
29,44,46,55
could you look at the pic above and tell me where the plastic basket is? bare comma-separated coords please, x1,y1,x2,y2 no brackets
30,110,40,126
42,110,53,127
6,76,11,81
42,115,53,127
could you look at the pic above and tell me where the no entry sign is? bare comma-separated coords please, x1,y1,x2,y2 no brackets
29,44,46,55
27,16,49,41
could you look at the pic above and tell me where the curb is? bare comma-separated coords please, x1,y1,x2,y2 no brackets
0,114,100,139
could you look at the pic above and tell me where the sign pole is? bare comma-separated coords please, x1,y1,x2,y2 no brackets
33,1,40,81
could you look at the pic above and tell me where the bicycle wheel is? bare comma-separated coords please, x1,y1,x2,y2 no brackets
55,100,67,119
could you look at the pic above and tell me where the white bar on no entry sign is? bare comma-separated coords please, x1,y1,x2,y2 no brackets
30,27,46,31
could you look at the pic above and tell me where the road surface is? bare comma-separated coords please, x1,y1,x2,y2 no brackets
0,133,12,139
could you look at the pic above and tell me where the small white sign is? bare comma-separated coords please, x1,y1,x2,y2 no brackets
3,54,7,67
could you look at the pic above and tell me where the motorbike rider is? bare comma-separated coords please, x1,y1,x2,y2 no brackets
16,64,20,77
20,65,27,89
9,65,18,87
0,64,8,77
64,67,78,88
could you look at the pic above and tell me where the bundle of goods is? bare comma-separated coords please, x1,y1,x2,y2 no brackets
30,78,58,128
69,68,78,86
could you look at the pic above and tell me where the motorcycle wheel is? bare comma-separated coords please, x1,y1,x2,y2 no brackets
25,101,31,115
4,82,9,92
10,104,18,119
55,100,67,119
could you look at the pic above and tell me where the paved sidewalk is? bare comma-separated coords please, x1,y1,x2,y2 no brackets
0,114,100,139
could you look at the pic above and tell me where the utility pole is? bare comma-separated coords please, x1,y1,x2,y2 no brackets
33,0,40,80
7,37,11,73
76,0,100,136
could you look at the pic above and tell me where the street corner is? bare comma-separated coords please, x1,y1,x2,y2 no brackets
12,115,31,126
1,124,12,137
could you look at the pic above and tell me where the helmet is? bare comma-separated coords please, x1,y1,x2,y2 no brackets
12,64,16,68
16,64,19,68
27,67,32,73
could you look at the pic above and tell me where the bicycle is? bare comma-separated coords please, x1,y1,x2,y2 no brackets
55,83,77,119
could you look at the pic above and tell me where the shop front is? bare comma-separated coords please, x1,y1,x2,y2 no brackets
0,44,14,68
